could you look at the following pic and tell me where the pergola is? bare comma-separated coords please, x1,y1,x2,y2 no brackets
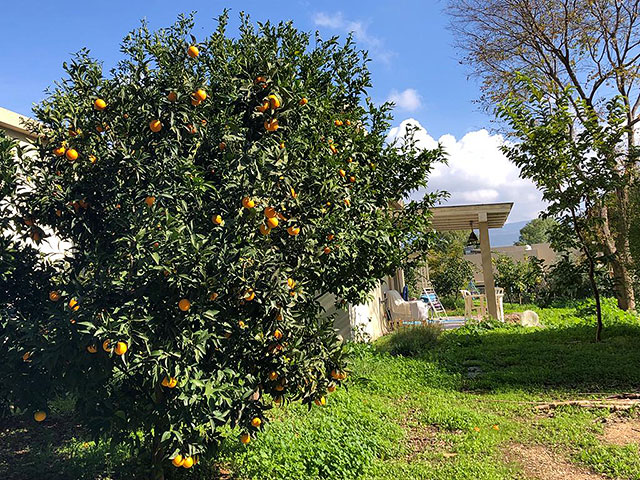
430,202,513,318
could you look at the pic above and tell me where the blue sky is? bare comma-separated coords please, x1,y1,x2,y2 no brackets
0,1,544,225
0,0,487,139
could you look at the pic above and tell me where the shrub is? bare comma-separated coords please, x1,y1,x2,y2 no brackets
0,12,444,477
493,254,544,304
375,324,442,357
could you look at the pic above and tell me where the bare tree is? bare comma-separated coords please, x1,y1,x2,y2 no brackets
449,0,639,310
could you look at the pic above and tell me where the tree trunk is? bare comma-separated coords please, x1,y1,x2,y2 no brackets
573,210,603,342
151,429,165,480
586,251,603,343
595,204,635,311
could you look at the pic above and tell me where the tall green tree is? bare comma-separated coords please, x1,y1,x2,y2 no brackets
449,0,639,311
0,13,444,477
499,77,633,341
515,217,557,246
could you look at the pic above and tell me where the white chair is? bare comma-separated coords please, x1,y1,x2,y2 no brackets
384,289,430,330
460,289,486,319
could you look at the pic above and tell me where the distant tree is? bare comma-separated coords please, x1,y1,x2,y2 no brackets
493,254,544,304
499,77,633,341
515,218,557,246
428,231,474,300
449,0,638,311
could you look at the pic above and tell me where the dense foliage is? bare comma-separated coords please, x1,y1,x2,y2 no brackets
450,0,638,311
499,77,631,340
0,13,444,476
493,254,543,304
427,231,474,303
515,217,557,246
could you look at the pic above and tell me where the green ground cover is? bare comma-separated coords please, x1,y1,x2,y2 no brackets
3,299,640,479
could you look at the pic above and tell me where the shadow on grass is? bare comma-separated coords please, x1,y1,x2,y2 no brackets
438,321,640,393
0,415,229,480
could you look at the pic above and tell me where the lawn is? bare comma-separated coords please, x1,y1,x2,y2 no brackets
3,299,640,479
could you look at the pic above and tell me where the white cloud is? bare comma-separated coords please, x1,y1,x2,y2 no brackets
387,119,547,222
387,88,422,112
312,12,394,64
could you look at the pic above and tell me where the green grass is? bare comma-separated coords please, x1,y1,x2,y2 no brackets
3,299,640,479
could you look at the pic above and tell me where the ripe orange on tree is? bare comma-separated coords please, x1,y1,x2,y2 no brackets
65,148,78,161
259,224,271,235
145,196,155,207
34,411,47,422
53,146,66,157
256,100,270,112
49,291,60,302
268,93,282,109
264,118,279,131
251,417,262,427
167,91,177,102
171,455,184,467
86,344,98,354
240,433,251,444
266,217,279,229
149,119,162,132
187,45,199,57
287,226,300,236
194,89,207,101
94,98,107,110
264,206,276,218
178,299,191,311
115,341,128,355
242,197,255,209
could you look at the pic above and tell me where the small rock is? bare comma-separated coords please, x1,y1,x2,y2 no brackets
520,310,541,327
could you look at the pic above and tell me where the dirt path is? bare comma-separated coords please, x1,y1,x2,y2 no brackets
602,417,640,446
505,443,608,480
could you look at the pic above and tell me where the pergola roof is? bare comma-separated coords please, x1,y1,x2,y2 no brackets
430,202,513,231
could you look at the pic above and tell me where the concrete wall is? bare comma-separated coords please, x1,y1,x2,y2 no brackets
329,275,394,342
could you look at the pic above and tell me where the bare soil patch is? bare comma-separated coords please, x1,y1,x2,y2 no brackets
401,407,458,461
602,416,640,446
504,443,607,480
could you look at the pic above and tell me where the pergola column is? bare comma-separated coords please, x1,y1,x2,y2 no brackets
478,212,498,318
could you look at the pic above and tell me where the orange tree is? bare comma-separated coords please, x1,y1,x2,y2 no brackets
2,12,444,477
